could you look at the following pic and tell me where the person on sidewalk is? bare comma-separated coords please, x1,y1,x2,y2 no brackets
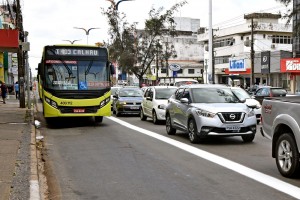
0,81,8,104
14,81,19,99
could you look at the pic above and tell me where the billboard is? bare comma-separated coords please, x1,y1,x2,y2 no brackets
261,51,270,74
229,59,246,72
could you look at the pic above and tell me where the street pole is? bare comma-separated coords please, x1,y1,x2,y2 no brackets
250,17,255,86
16,0,25,108
208,0,213,84
74,27,100,45
25,31,31,109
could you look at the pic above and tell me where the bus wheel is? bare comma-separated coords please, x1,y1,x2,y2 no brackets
95,116,103,123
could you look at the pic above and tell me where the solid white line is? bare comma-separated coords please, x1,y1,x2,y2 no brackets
30,180,40,200
107,116,300,199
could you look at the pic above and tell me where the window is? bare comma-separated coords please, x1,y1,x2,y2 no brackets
188,69,195,74
161,68,167,73
175,88,184,100
177,69,183,74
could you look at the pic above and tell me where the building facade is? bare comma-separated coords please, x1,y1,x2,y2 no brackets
198,13,294,91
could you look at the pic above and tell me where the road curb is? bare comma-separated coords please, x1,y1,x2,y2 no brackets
30,105,41,200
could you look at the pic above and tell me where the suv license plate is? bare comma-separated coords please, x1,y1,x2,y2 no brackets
130,106,139,110
226,126,240,131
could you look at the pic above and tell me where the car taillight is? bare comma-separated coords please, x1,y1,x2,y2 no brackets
269,93,273,97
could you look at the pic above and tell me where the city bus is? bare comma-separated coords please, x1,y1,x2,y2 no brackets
37,45,114,123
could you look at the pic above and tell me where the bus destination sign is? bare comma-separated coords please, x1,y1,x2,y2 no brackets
48,48,100,56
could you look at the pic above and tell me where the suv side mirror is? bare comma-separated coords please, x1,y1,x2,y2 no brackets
180,98,189,104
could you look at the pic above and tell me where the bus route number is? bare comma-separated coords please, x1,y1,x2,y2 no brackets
60,101,73,106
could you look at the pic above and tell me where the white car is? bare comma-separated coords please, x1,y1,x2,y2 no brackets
140,86,177,124
231,87,261,124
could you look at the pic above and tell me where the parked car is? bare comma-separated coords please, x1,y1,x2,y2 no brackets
261,96,300,178
140,86,177,124
111,86,123,110
165,84,257,143
231,87,261,124
112,87,143,116
254,86,287,104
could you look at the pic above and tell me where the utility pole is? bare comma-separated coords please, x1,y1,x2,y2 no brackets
244,13,258,86
250,17,255,86
16,0,25,108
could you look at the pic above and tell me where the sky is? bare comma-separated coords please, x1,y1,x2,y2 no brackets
21,0,290,76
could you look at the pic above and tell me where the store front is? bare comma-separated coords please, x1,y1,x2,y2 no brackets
280,58,300,94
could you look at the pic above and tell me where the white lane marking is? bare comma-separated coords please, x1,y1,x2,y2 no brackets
107,116,300,199
30,180,40,200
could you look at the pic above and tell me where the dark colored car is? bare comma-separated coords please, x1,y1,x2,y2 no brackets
254,86,287,104
112,87,143,116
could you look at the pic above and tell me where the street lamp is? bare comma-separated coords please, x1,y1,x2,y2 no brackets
115,0,133,10
74,27,100,45
62,39,81,44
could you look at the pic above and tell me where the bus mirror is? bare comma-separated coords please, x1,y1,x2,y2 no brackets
110,63,115,75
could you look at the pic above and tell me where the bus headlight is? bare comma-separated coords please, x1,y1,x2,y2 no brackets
45,97,58,109
100,97,110,109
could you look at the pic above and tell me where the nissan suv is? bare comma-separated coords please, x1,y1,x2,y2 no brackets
165,84,257,143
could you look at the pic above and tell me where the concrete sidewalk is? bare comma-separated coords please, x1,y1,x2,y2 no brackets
0,95,37,200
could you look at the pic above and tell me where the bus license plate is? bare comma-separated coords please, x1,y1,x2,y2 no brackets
226,126,240,131
74,108,85,113
130,106,139,110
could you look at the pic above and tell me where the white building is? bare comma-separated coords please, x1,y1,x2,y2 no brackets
146,17,204,85
198,13,293,89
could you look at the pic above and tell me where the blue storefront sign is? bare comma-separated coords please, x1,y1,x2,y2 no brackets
229,59,246,72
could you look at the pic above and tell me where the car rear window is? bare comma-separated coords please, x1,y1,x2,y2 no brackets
271,88,287,96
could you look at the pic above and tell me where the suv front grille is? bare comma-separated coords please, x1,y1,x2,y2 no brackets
218,112,245,123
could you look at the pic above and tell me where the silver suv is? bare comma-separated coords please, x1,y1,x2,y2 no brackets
165,84,257,143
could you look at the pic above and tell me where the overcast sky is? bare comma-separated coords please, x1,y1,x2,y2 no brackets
22,0,290,76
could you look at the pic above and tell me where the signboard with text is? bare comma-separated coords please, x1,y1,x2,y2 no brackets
229,59,246,72
280,58,300,73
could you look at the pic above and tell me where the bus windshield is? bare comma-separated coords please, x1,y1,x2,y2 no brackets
45,60,109,90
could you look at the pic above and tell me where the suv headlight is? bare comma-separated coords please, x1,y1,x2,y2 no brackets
248,109,255,117
195,109,216,118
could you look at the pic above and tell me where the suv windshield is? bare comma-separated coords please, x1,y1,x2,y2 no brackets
231,88,251,99
155,88,177,99
191,88,239,103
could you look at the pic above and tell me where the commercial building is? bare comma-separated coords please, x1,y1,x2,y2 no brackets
198,13,294,91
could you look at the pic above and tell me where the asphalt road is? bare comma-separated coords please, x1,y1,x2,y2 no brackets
37,112,300,200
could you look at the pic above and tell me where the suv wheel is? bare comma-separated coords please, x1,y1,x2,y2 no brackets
275,133,300,178
152,110,159,124
140,108,147,121
166,114,176,135
241,134,255,143
188,118,201,143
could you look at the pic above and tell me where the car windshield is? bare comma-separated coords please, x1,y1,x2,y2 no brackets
119,89,143,97
191,88,239,103
155,88,177,99
111,87,121,95
231,88,251,99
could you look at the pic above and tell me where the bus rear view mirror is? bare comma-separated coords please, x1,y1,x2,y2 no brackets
109,63,115,75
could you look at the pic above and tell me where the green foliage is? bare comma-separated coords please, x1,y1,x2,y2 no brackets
102,0,187,85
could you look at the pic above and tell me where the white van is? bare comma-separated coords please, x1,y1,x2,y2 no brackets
159,78,199,87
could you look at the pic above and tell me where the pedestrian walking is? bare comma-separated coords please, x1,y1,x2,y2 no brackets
0,81,8,104
14,81,19,99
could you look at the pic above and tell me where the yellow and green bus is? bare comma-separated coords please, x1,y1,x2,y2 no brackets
37,45,114,123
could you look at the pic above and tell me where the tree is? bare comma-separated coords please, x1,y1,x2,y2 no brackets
102,1,186,86
275,0,300,33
